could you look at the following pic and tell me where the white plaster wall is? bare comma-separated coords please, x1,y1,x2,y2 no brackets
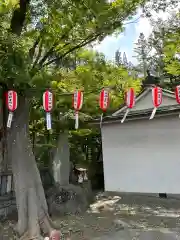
101,115,180,194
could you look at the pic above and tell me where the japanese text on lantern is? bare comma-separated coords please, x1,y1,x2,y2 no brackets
74,91,78,109
8,91,13,109
157,89,161,104
104,91,108,108
48,92,53,110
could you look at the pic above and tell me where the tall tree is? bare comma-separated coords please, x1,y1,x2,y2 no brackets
163,16,180,78
145,9,179,86
134,32,151,78
115,50,122,66
122,52,128,67
0,0,146,238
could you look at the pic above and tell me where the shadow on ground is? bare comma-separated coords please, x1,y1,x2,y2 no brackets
1,192,180,239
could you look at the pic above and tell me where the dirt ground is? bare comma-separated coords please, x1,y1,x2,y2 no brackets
1,192,180,239
54,192,180,239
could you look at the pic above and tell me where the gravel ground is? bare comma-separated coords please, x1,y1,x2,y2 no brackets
1,192,180,239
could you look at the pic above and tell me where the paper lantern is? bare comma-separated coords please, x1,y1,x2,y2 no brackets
99,89,109,111
43,90,53,130
73,90,83,129
175,85,180,104
6,90,18,128
121,88,135,123
150,86,162,120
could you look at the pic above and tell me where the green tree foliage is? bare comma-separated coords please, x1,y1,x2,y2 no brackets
164,32,180,76
134,3,179,88
31,49,142,166
0,0,147,86
0,0,147,153
163,13,180,77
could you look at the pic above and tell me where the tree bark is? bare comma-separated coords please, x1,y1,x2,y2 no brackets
7,97,53,239
10,0,30,36
52,131,70,185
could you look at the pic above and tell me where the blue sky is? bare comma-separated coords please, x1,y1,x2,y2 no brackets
94,10,152,65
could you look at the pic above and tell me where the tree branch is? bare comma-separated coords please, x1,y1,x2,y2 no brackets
38,42,71,67
42,33,101,68
37,29,74,68
31,39,43,68
10,0,30,35
29,36,41,60
37,44,58,67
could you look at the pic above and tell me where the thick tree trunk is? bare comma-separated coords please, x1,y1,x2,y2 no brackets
7,98,54,239
52,131,70,185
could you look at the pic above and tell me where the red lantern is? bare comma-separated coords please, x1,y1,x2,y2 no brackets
99,89,109,111
43,90,53,112
43,90,53,130
6,90,18,128
73,90,83,129
73,90,83,111
150,86,162,120
152,87,162,107
175,85,180,104
125,88,135,108
6,90,18,112
121,88,136,123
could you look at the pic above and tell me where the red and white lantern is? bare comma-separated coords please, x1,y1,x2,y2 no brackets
99,89,110,111
6,90,18,128
150,86,162,119
121,88,135,123
125,88,135,109
43,90,53,130
175,85,180,104
99,89,110,126
73,90,83,129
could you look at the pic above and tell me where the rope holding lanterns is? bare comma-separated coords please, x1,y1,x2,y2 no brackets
43,90,53,130
5,86,180,132
121,88,135,123
6,90,18,128
73,90,83,129
99,88,110,127
149,86,162,120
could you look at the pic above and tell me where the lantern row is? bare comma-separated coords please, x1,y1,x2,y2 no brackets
5,86,180,129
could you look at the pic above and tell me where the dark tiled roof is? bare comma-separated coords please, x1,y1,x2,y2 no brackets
90,104,180,125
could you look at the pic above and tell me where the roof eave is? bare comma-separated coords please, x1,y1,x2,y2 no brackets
89,105,180,126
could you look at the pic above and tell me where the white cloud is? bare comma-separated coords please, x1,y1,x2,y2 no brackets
93,34,123,54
